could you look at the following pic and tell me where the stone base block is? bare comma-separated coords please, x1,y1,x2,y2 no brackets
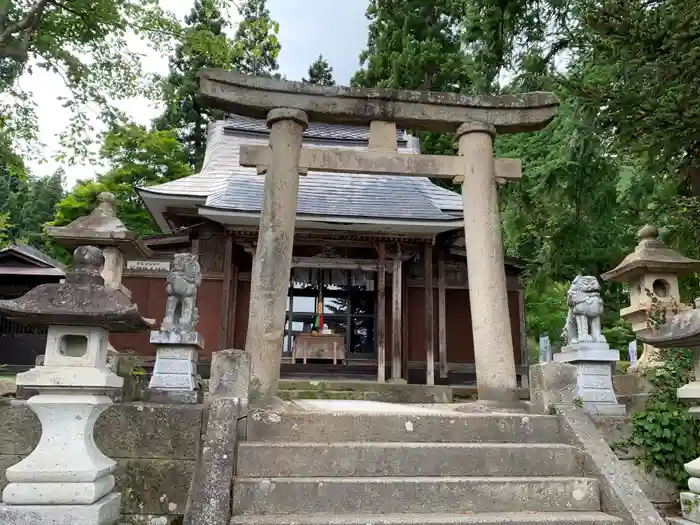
0,491,120,525
554,344,620,363
679,381,700,401
145,389,201,404
454,400,531,414
149,330,203,348
3,474,114,504
681,491,700,522
149,373,196,390
149,344,199,394
529,362,577,413
583,402,626,415
551,352,622,415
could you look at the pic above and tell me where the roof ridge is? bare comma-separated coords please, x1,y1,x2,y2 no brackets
223,114,410,144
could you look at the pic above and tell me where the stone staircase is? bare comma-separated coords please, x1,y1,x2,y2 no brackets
230,408,625,525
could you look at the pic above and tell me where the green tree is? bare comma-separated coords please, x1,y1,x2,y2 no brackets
0,0,189,162
53,123,192,235
303,54,335,86
352,0,481,156
0,212,11,247
232,0,280,76
18,169,64,249
154,0,236,171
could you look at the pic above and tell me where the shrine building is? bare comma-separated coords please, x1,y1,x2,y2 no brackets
112,115,528,385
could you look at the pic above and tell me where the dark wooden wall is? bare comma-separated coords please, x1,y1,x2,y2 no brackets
113,226,526,373
113,273,523,368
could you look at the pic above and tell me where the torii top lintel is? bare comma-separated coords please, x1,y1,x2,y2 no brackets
198,68,560,134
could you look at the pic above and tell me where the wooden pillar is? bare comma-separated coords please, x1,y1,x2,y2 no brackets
437,257,448,379
219,231,234,348
227,262,239,349
424,243,435,385
391,250,402,381
402,268,409,380
376,243,387,382
518,287,527,387
191,237,200,257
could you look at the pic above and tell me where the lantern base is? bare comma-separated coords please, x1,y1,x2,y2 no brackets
0,491,120,525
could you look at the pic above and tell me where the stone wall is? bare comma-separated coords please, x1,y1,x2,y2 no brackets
0,399,204,525
591,415,680,516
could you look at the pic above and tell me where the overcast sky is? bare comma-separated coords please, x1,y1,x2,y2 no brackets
21,0,370,189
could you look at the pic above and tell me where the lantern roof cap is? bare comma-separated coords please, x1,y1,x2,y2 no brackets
602,224,700,282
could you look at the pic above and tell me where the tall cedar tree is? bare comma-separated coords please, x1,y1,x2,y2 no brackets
352,0,475,156
155,0,234,171
303,55,335,86
232,0,280,77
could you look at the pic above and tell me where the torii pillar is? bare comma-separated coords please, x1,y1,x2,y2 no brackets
456,121,518,401
198,69,559,404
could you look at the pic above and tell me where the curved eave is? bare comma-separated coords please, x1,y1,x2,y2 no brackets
636,309,700,348
136,186,208,234
198,205,463,235
0,267,65,277
199,68,559,134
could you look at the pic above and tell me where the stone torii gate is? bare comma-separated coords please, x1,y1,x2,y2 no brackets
199,69,559,405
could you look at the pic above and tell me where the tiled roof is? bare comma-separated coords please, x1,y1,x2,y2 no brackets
2,244,65,270
139,115,463,223
205,172,461,221
223,114,410,144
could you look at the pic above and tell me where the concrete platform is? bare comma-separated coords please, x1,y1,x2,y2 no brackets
230,512,624,525
248,410,562,443
278,380,453,403
232,476,601,514
238,442,583,477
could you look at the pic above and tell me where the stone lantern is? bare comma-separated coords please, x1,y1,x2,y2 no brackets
634,307,700,523
47,192,152,300
0,246,151,525
601,224,700,370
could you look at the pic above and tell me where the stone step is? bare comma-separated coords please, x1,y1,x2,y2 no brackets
237,442,583,477
231,512,624,525
232,476,600,515
247,412,561,443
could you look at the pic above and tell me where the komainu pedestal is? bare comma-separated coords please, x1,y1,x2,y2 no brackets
554,275,625,415
148,252,204,404
0,246,150,525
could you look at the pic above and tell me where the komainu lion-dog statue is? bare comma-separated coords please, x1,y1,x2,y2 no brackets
561,275,607,344
161,253,202,332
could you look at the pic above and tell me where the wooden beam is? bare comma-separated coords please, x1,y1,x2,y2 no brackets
424,243,435,386
437,257,448,379
240,145,522,181
391,254,402,381
376,243,387,383
291,257,378,271
219,231,234,348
